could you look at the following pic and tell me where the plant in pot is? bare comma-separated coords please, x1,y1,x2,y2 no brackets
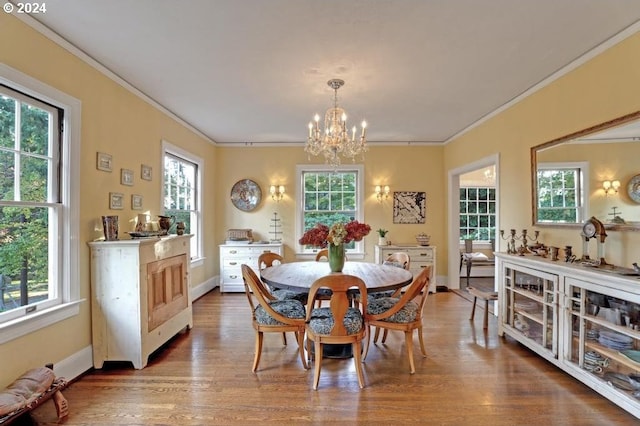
377,228,389,246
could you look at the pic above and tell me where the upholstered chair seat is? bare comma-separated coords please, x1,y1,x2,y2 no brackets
367,297,419,323
255,299,306,325
272,289,308,303
308,307,364,335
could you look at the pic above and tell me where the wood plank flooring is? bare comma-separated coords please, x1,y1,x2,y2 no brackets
29,289,638,425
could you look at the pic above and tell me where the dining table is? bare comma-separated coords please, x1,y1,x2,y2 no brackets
260,261,413,359
260,261,413,294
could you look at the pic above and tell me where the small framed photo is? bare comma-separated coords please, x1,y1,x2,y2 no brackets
131,194,143,210
121,168,134,186
109,192,124,210
141,164,152,181
96,152,113,172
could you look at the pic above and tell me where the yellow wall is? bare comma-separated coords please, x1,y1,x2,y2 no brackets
215,145,446,264
0,15,217,387
444,32,640,267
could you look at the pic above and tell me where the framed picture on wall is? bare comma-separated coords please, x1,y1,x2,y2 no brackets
393,191,426,224
141,164,152,181
96,152,113,172
109,192,124,210
121,168,134,186
132,194,143,210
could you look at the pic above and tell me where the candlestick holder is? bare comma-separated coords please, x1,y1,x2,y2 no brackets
500,229,539,255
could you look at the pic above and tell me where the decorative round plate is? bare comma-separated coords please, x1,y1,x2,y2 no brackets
628,174,640,204
230,179,262,212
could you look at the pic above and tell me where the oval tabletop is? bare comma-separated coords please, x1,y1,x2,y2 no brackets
260,261,413,293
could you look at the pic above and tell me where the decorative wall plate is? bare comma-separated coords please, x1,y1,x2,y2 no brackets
230,179,262,211
628,174,640,204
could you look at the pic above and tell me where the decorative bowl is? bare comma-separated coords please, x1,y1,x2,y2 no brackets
415,233,431,246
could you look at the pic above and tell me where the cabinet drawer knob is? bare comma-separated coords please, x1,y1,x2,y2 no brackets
230,275,238,279
229,262,238,265
263,250,272,253
230,250,237,254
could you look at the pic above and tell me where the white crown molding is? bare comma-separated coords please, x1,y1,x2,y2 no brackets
215,140,443,147
13,12,217,145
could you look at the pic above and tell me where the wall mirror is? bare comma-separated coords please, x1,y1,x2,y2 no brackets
531,110,640,230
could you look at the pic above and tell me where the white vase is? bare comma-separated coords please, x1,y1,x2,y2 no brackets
378,237,387,246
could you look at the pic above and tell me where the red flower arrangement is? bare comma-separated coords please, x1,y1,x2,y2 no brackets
299,220,371,247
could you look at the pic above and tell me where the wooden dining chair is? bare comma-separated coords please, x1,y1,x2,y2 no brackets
241,264,308,372
314,249,329,261
363,265,431,374
369,252,413,340
257,252,307,305
313,248,345,307
305,274,368,389
315,248,350,262
384,252,411,270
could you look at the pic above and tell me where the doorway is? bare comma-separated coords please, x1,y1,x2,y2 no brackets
447,154,500,292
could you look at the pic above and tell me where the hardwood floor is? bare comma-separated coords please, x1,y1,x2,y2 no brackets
29,288,637,425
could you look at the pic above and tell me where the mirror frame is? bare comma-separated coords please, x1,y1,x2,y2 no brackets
531,110,640,230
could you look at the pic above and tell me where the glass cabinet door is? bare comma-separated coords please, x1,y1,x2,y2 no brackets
567,279,640,399
503,263,558,356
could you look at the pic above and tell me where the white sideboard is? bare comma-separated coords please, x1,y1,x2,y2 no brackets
374,244,436,293
219,243,283,292
88,235,193,369
496,253,640,418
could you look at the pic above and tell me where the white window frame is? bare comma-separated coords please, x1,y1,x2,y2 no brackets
0,64,81,344
161,140,203,267
295,164,365,258
537,161,588,224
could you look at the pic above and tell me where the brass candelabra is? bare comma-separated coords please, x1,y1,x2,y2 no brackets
500,229,539,255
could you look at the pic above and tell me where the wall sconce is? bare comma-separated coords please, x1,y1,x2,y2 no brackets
270,185,285,202
603,180,620,196
375,185,390,202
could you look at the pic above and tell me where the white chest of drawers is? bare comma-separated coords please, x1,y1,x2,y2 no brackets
374,244,437,293
219,243,283,292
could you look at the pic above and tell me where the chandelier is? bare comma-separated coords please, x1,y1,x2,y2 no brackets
305,79,368,167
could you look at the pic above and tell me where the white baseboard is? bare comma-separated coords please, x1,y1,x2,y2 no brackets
52,345,93,381
191,276,218,301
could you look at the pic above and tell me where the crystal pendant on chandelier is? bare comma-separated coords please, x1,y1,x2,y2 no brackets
305,79,368,167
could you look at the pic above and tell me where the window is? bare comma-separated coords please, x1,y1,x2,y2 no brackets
297,164,365,254
537,162,586,223
459,187,496,241
0,64,81,342
162,141,202,262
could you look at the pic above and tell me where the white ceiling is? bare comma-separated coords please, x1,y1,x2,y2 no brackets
25,0,640,145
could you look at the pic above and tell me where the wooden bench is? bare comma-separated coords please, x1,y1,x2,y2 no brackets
467,286,498,330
